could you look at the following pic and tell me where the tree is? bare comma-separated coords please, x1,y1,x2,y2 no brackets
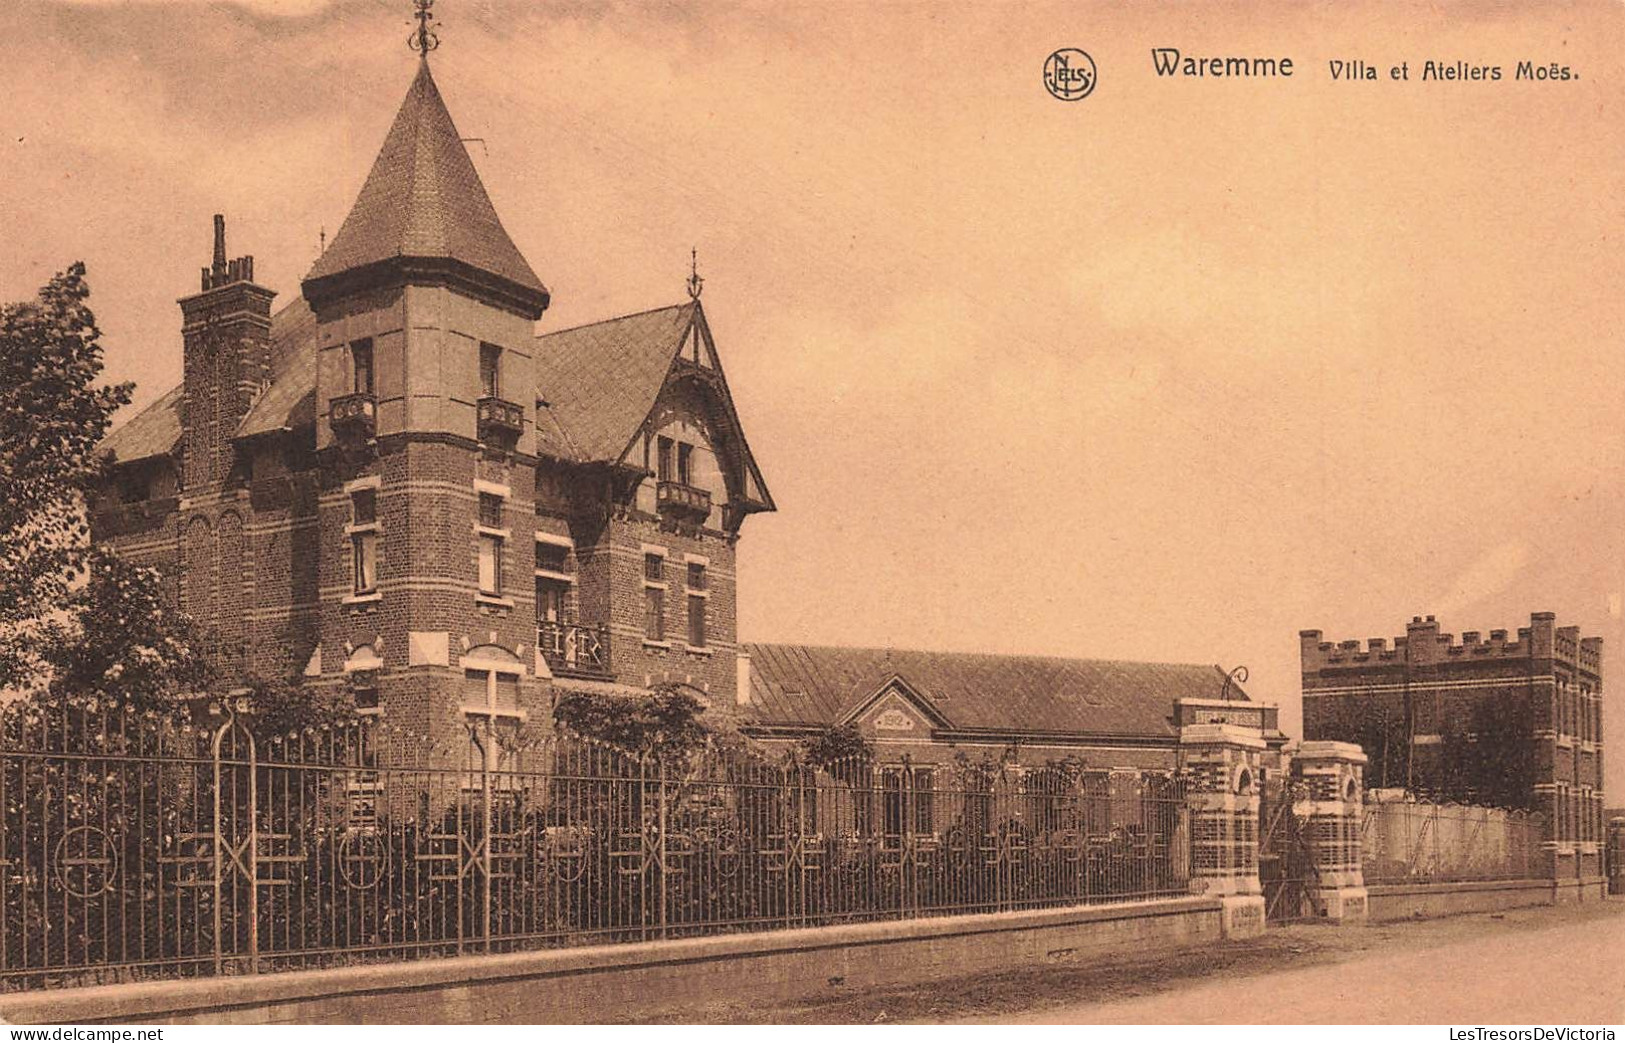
229,672,356,744
0,264,132,692
798,723,873,775
553,682,709,762
40,547,213,712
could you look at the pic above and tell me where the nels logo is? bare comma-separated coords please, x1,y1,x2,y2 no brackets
1044,48,1097,101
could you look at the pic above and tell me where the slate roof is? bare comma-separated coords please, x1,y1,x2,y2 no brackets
98,66,767,501
533,303,695,463
304,61,546,303
742,643,1252,739
98,298,319,463
237,300,317,439
99,384,183,465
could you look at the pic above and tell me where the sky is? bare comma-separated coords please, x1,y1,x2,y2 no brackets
3,0,1623,795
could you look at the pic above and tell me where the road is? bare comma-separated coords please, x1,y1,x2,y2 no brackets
1017,900,1625,1025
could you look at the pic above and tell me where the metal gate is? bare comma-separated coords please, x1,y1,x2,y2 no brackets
1257,770,1322,923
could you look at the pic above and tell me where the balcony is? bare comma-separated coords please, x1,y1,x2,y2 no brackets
537,621,612,679
477,396,525,442
330,392,376,438
656,480,711,522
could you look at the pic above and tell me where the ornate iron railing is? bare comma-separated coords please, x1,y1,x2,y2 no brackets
536,621,611,678
0,697,1191,992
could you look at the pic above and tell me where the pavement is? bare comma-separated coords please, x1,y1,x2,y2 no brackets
1018,899,1625,1025
634,897,1625,1024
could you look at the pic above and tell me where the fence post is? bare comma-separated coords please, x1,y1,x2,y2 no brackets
1178,724,1266,938
480,716,492,954
210,711,258,975
1291,741,1368,922
658,757,669,939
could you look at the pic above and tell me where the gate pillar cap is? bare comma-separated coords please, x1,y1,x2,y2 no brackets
1294,740,1368,764
1178,723,1266,751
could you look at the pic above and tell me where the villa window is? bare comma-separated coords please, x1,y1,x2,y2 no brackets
351,338,374,396
645,586,665,642
537,579,566,623
657,436,674,482
480,342,502,399
477,492,505,597
349,486,379,595
685,559,708,649
687,594,706,648
534,533,573,625
462,666,523,786
642,548,667,643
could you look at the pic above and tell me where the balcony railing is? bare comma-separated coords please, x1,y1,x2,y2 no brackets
656,480,711,521
330,392,377,437
477,396,525,441
537,620,612,679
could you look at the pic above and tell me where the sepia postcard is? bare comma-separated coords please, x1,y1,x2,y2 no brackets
0,0,1621,1030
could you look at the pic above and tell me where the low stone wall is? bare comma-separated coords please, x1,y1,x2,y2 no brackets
2,896,1230,1025
1552,876,1610,903
1365,878,1556,921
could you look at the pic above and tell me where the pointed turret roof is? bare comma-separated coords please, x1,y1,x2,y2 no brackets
303,60,548,317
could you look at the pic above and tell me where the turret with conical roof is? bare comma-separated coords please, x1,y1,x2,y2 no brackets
303,60,548,319
306,55,545,455
298,50,551,751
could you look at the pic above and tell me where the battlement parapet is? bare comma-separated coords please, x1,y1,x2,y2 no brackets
1301,612,1597,674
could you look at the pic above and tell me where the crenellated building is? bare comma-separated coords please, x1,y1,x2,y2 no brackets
1301,612,1607,899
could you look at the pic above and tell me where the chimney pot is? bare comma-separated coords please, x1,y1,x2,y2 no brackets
212,214,227,277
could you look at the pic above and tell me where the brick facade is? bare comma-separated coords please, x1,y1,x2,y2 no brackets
1301,612,1607,891
90,60,774,761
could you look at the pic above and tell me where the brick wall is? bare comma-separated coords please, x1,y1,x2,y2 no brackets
1301,612,1606,885
0,897,1229,1026
589,510,739,712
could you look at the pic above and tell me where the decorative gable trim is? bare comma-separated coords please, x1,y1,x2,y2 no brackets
838,674,955,731
613,302,776,521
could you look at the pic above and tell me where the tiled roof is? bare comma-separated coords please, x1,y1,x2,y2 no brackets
534,303,695,463
98,299,318,463
236,300,317,439
104,296,715,465
304,61,546,303
98,384,183,465
742,643,1251,739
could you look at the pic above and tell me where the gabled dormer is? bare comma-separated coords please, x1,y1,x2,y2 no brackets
534,298,774,535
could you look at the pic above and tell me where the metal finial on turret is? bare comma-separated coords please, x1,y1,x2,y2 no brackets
687,247,704,300
410,0,439,59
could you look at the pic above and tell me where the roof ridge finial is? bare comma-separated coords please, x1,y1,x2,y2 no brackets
410,0,439,60
687,247,704,300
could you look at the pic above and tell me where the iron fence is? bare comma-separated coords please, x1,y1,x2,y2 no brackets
0,697,1192,992
1360,799,1546,884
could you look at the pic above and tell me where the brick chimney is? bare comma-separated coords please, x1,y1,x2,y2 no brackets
178,215,276,493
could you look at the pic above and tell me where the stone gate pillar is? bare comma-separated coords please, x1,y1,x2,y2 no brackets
1291,740,1369,922
1178,723,1266,938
